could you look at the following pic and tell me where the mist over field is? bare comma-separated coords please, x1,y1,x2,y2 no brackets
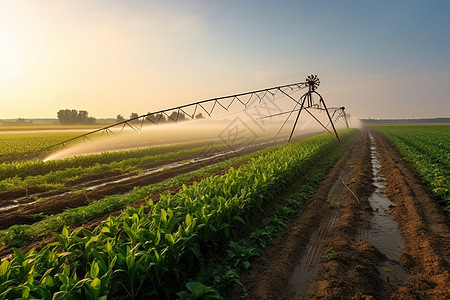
44,113,348,160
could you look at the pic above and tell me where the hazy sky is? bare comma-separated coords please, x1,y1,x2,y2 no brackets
1,0,449,119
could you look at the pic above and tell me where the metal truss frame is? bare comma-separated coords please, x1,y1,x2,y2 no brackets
36,76,348,157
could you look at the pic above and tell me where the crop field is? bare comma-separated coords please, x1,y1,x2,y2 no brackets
3,0,450,298
0,132,87,163
0,140,226,192
373,125,449,215
0,126,449,299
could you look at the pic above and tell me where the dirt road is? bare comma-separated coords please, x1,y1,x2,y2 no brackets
236,129,450,299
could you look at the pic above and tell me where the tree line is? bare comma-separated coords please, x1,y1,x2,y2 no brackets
116,112,205,123
57,109,96,124
57,109,205,125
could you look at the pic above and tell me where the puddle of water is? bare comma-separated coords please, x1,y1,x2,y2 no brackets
0,198,42,212
83,147,244,191
359,133,409,283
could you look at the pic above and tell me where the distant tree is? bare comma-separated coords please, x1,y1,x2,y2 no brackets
167,111,186,122
57,109,78,124
130,112,140,123
57,109,96,124
195,113,205,119
116,114,125,122
77,110,89,123
147,113,161,125
85,116,96,124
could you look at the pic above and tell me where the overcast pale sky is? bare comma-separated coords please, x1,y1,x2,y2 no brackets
1,0,449,119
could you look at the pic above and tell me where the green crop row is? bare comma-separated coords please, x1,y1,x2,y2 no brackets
0,132,86,163
0,143,225,192
0,130,356,299
183,129,355,298
374,125,449,215
0,140,212,181
0,140,283,248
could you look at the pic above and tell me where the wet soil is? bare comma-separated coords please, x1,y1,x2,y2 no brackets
0,150,222,204
235,128,450,299
0,142,277,230
0,161,247,260
372,130,450,299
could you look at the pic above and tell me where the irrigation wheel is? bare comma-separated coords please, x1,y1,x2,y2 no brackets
306,74,320,91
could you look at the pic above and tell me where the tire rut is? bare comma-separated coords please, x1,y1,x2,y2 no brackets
237,129,371,299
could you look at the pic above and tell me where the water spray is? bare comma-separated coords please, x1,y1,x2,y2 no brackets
34,76,350,160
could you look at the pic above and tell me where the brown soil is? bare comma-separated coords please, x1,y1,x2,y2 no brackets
0,142,277,230
0,161,247,260
0,186,46,201
235,128,450,299
0,150,219,205
63,170,126,187
2,130,448,298
372,129,450,299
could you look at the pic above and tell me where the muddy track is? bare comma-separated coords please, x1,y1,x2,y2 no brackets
236,128,450,299
372,129,450,299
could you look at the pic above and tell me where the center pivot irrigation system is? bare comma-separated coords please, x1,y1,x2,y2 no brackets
261,75,349,143
38,75,350,157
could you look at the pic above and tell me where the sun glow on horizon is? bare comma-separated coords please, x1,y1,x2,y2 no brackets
0,28,30,80
0,4,30,81
0,0,448,119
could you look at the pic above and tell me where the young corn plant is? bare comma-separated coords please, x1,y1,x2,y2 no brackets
0,130,356,299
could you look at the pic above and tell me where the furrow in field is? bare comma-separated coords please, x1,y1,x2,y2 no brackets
0,141,278,230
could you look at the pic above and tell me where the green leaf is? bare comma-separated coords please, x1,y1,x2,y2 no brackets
243,261,251,269
22,286,30,298
160,209,167,225
57,252,72,258
56,273,69,287
61,226,69,238
91,277,101,290
176,291,190,300
185,281,219,298
43,275,55,287
0,260,9,276
73,278,92,290
52,291,67,300
234,215,246,225
90,261,99,279
86,235,99,249
185,214,192,227
90,277,102,299
166,233,175,245
12,248,25,263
